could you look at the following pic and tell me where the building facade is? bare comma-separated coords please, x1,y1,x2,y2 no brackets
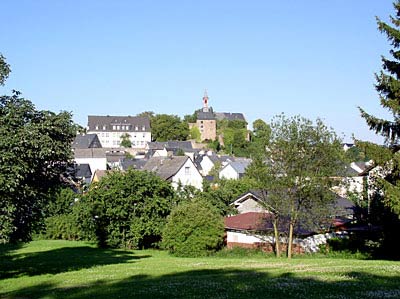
87,115,151,149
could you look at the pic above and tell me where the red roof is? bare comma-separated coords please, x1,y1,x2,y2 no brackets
224,212,274,231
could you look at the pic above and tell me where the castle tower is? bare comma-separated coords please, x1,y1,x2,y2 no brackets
202,89,209,112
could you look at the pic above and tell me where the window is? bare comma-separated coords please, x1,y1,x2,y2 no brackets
185,167,190,175
143,134,145,138
103,125,106,130
95,125,99,130
135,126,138,131
142,126,145,131
105,133,109,137
113,125,116,130
116,125,120,130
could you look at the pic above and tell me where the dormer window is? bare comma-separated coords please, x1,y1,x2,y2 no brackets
113,125,116,130
135,126,138,131
95,125,99,130
102,125,106,130
142,126,145,131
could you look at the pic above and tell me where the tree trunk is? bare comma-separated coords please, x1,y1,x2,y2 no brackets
287,221,294,259
273,218,281,258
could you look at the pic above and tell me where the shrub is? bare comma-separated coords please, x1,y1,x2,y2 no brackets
162,199,225,257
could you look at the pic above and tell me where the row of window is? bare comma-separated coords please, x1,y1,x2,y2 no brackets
100,132,147,138
94,125,146,131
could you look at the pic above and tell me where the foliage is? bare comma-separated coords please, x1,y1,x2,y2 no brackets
358,2,400,219
46,187,78,217
246,114,345,258
82,169,176,249
120,133,132,148
0,54,11,86
248,119,271,158
162,199,225,257
136,111,155,119
183,112,197,123
199,178,258,216
151,114,189,141
189,126,201,142
0,92,77,243
208,138,221,152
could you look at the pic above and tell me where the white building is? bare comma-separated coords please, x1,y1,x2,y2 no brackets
142,156,203,190
87,115,151,149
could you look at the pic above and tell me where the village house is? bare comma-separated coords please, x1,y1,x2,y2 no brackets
219,158,252,180
142,156,203,190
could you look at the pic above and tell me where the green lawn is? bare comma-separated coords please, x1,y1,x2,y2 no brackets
1,240,399,299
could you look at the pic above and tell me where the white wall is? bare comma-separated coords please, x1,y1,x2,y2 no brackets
172,159,203,190
88,131,151,149
200,156,215,176
74,157,107,179
227,231,274,244
219,164,239,180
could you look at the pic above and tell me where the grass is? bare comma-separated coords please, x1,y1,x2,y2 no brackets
1,240,400,299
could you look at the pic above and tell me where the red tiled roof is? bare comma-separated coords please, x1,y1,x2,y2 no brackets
224,212,274,231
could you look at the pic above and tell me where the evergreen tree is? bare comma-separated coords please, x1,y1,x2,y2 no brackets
359,1,400,216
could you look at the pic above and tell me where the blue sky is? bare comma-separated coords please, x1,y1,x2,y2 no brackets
0,0,395,143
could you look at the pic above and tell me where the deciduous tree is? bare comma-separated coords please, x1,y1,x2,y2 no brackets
0,92,77,243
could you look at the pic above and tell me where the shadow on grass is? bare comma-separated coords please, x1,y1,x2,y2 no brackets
0,245,150,279
2,269,400,299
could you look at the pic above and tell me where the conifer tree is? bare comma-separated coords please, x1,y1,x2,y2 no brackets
359,1,400,216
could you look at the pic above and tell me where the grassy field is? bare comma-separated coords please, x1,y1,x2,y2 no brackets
1,240,400,299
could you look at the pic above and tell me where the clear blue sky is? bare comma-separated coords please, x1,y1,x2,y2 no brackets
0,0,395,143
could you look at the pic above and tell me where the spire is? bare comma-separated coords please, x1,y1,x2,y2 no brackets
202,89,209,112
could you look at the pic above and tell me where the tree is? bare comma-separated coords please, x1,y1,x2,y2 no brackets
120,133,132,148
189,126,201,142
248,119,271,158
83,169,176,249
246,114,344,258
358,1,400,217
151,114,189,141
162,199,224,257
0,91,77,243
0,54,11,86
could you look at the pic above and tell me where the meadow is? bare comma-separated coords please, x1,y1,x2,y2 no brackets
1,240,399,299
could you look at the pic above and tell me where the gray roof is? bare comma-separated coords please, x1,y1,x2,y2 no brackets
196,110,216,120
215,112,246,122
72,134,102,149
74,148,107,159
121,158,148,171
87,115,151,132
67,163,92,179
226,160,251,174
147,141,193,150
142,156,189,180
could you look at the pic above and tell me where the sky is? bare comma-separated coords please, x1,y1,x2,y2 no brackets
0,0,396,143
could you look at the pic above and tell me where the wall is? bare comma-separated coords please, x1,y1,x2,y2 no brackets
172,158,203,190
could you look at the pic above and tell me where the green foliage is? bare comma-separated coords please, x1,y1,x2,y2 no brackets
0,91,77,243
248,119,271,158
247,114,345,258
120,133,132,148
46,187,77,217
183,112,197,123
44,214,83,241
0,54,10,85
162,199,224,257
208,138,221,152
151,114,189,141
189,126,201,142
199,178,258,216
83,169,176,249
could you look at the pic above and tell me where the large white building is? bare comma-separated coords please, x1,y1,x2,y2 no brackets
87,115,151,149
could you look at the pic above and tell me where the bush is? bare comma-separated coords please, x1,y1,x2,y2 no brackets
162,199,224,257
84,169,176,249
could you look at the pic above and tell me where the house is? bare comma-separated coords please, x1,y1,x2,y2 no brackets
219,159,252,180
73,148,107,179
194,151,234,176
142,156,203,190
72,134,102,149
87,115,151,149
65,163,92,188
225,189,355,253
121,158,148,171
145,141,196,159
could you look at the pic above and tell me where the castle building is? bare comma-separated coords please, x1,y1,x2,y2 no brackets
190,91,217,141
